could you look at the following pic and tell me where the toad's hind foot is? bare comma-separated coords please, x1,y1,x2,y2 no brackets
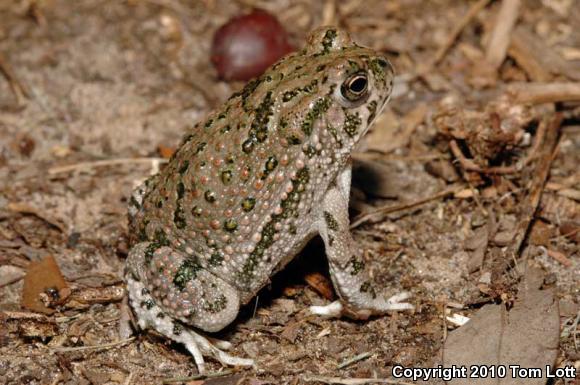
310,291,414,319
126,277,254,374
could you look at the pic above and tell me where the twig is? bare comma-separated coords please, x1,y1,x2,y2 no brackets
0,52,30,102
507,26,580,81
50,337,135,352
122,372,134,385
431,0,492,67
350,184,464,229
162,369,233,384
508,27,552,81
485,0,521,69
48,157,167,175
507,114,562,256
337,351,372,369
353,152,449,163
303,376,416,385
508,82,580,104
492,113,563,278
544,248,572,267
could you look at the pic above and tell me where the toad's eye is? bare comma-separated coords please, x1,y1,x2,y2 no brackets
340,71,368,106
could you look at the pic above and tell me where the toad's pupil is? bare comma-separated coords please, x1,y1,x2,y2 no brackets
349,76,367,94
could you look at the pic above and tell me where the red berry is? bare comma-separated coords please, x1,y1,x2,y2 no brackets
211,9,294,81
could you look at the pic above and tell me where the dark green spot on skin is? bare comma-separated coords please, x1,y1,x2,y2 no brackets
289,223,297,235
326,84,336,96
266,158,278,171
129,195,141,210
303,145,317,158
316,64,326,72
242,138,255,154
191,205,202,217
348,60,360,74
144,230,169,264
367,100,378,124
204,190,216,203
282,79,318,104
324,211,339,231
329,235,334,246
174,182,187,229
250,91,274,143
181,133,194,146
296,167,310,184
204,294,227,313
173,259,202,291
209,250,224,266
173,322,183,335
283,90,298,102
360,281,377,299
344,111,362,137
223,219,238,232
178,160,189,175
204,119,213,129
156,200,163,208
230,78,261,111
261,156,278,179
255,130,267,142
370,58,389,82
327,123,342,147
302,79,318,94
195,142,207,154
287,133,302,145
176,182,185,199
137,219,149,242
174,202,186,229
220,125,231,133
157,313,165,319
350,256,365,275
221,170,233,184
321,29,337,54
241,197,256,212
217,112,226,120
302,97,331,135
143,299,154,309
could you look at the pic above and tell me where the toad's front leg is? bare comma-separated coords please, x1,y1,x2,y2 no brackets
310,165,414,319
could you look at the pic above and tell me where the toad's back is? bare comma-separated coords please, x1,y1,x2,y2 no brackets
128,27,394,303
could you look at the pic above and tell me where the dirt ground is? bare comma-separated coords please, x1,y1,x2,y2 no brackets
0,0,578,384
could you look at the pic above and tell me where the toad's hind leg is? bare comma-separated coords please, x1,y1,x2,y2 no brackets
310,165,414,319
125,242,255,373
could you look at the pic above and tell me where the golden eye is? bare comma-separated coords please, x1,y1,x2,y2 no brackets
340,72,369,106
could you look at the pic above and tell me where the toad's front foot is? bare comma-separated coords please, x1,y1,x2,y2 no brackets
310,291,414,319
126,277,255,374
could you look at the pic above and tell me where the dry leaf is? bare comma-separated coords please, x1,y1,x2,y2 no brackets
440,266,559,384
21,255,68,315
304,272,334,300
